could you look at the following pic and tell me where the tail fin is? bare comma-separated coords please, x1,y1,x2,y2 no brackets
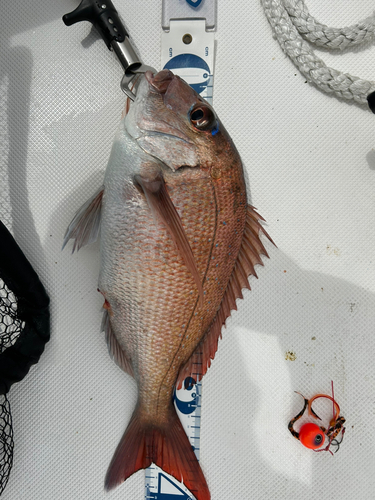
104,403,210,500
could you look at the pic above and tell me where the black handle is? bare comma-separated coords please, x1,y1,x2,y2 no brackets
63,0,128,49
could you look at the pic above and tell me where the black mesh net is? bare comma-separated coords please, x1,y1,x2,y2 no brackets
0,394,13,496
0,276,20,496
0,277,24,354
0,221,50,496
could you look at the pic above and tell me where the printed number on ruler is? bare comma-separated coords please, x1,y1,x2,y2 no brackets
145,377,202,500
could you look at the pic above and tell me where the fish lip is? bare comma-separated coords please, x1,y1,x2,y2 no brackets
145,69,174,94
144,70,155,84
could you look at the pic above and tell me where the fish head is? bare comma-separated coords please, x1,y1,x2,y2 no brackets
125,69,236,172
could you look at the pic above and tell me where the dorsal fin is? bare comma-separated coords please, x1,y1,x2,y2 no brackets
176,205,275,389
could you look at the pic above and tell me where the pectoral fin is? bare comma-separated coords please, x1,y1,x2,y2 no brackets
134,173,203,303
101,309,134,377
63,187,104,253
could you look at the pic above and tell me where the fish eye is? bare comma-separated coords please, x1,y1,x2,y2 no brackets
189,104,217,131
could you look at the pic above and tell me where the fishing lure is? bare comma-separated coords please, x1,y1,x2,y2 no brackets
288,382,345,454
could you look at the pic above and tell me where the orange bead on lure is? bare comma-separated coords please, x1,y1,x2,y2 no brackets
298,423,325,450
288,382,346,454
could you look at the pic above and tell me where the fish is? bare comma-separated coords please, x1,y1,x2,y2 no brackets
63,69,274,500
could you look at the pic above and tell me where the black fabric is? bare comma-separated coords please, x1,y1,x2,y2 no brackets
0,221,50,395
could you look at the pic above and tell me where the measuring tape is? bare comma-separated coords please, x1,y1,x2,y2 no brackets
144,2,216,498
145,377,202,500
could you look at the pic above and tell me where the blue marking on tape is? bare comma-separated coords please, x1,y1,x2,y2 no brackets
186,0,202,8
163,54,211,95
148,473,193,499
174,377,200,415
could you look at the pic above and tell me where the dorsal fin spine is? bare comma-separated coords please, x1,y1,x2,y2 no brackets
230,271,243,301
244,227,269,257
235,255,252,289
238,247,258,278
226,278,237,312
242,238,264,268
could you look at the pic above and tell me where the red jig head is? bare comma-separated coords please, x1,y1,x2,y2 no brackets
298,423,325,450
288,382,345,454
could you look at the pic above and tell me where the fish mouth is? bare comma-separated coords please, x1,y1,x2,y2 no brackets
145,69,174,94
137,70,193,145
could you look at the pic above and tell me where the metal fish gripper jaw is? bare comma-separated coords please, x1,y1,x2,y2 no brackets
63,0,156,101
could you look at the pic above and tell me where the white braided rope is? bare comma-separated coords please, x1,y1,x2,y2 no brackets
284,0,375,50
261,0,375,105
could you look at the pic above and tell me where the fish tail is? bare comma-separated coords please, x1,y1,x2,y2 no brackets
104,403,210,500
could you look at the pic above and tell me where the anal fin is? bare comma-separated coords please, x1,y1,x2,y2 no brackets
177,205,275,388
63,187,104,253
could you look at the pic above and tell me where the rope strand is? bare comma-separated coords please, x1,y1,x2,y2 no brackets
285,0,375,50
261,0,375,106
